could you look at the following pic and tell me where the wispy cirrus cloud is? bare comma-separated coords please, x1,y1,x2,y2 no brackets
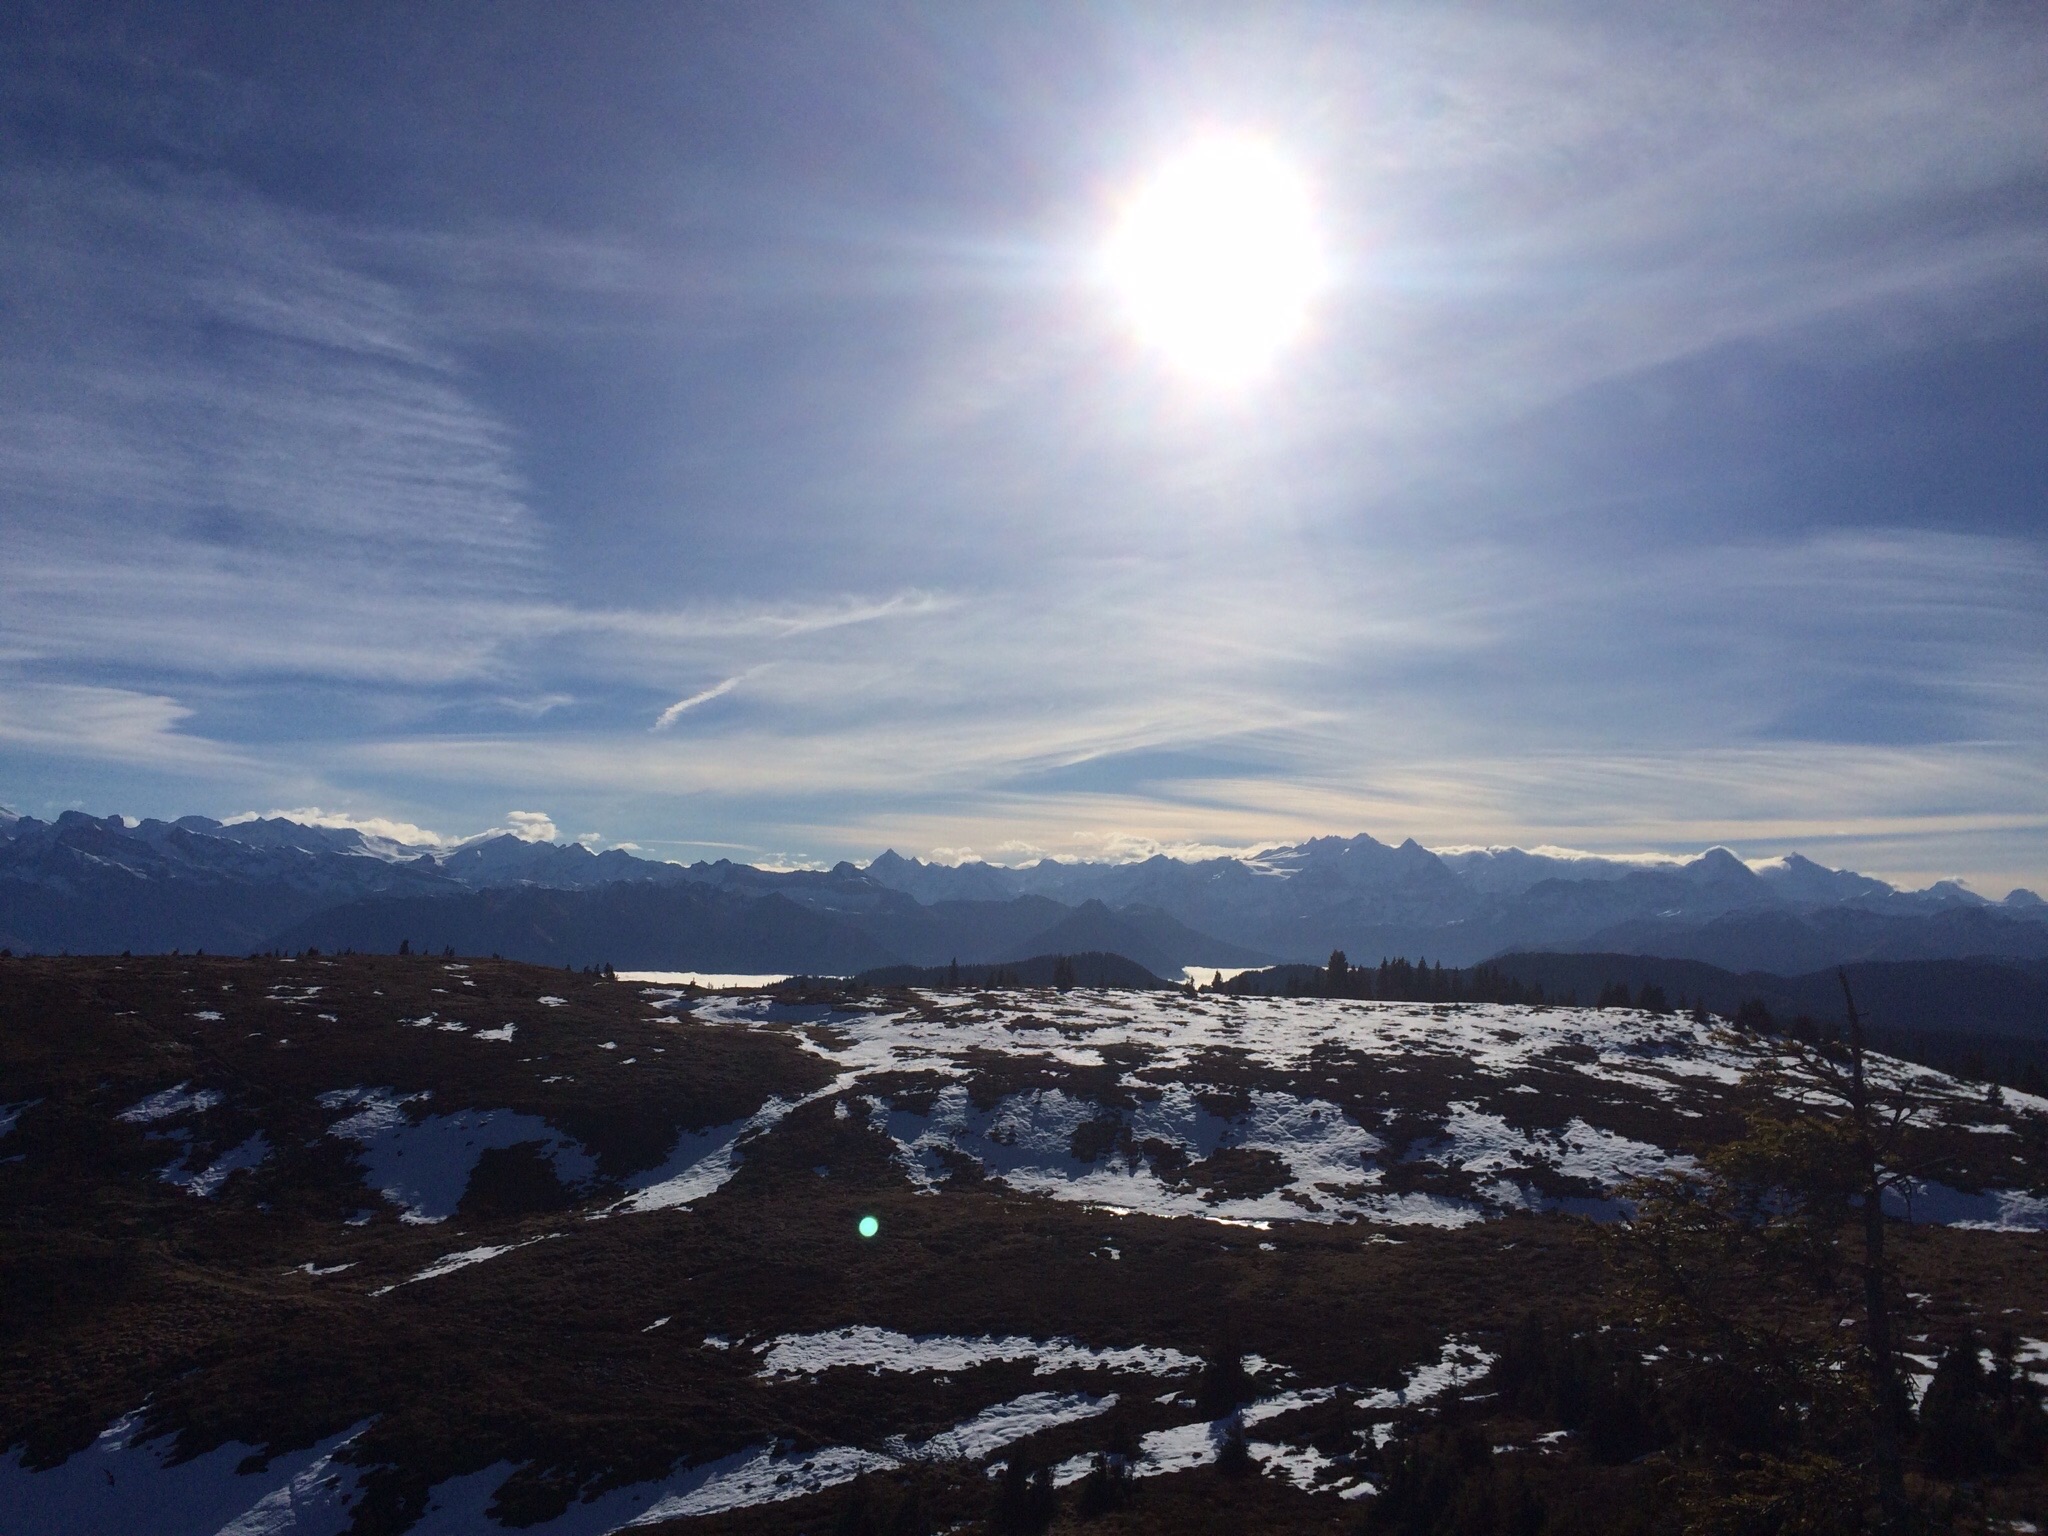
0,682,248,773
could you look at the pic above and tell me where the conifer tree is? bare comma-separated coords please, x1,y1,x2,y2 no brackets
1615,972,1926,1525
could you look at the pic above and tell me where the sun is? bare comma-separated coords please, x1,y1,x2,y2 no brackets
1103,136,1327,388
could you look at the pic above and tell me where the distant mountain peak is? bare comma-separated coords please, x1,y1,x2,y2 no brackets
1924,878,1989,907
1306,832,1391,853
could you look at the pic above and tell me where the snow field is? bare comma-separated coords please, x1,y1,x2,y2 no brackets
681,989,2048,1232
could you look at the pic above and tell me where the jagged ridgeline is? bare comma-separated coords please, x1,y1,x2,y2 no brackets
5,811,2046,977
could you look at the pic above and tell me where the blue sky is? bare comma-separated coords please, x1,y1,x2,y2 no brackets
2,3,2045,892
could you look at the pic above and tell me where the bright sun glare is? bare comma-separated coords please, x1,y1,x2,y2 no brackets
1104,136,1326,388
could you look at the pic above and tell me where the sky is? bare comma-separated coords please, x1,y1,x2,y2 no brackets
2,2,2045,893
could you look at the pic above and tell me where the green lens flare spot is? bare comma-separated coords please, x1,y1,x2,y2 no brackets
857,1214,880,1239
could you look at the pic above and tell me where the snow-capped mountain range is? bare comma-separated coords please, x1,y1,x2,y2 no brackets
1,807,2043,974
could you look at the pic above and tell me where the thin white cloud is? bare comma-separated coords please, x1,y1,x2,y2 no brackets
1430,843,1699,869
489,693,576,718
229,807,457,849
0,682,246,773
223,806,566,849
502,810,557,842
652,673,748,730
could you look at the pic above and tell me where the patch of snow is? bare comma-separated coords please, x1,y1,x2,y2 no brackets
1358,1337,1498,1412
1902,1352,1939,1407
536,995,568,1007
192,1010,224,1022
1122,1389,1350,1493
473,1023,516,1042
163,1133,271,1198
608,1096,807,1215
903,1392,1115,1462
1419,1104,1685,1216
755,1326,1199,1381
618,1445,895,1527
213,1433,365,1535
1242,1387,1334,1426
1250,1438,1338,1491
1134,1417,1231,1477
321,1088,595,1223
373,1234,558,1295
1886,1181,2048,1231
1050,1451,1103,1488
118,1083,223,1124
